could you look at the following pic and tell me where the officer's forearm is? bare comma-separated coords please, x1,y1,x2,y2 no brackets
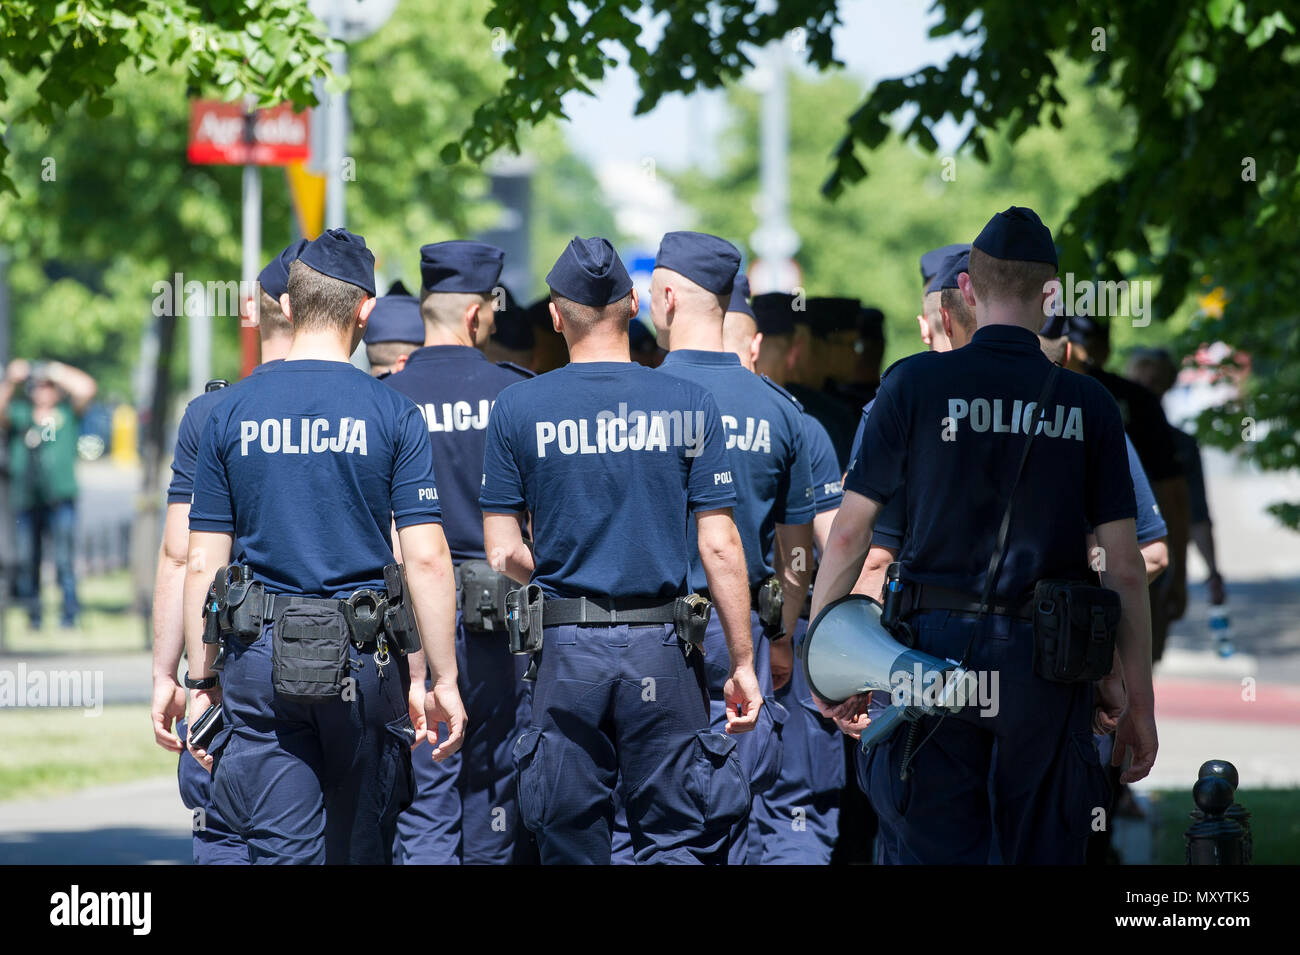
483,512,534,584
1189,521,1218,577
1153,477,1190,588
812,509,837,554
1095,520,1154,712
152,504,192,683
774,521,813,639
399,524,458,687
696,509,753,671
810,491,879,620
853,545,896,601
1141,539,1169,584
184,531,232,680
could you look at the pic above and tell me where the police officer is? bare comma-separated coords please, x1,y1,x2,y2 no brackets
482,287,536,369
525,295,569,373
364,281,425,378
386,240,535,866
151,238,303,864
810,207,1159,864
723,277,846,864
916,242,971,352
183,228,466,864
650,232,815,864
784,297,859,468
481,236,762,864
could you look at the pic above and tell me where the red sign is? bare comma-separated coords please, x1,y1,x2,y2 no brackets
187,101,310,166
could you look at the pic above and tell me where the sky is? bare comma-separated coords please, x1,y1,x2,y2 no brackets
560,0,972,173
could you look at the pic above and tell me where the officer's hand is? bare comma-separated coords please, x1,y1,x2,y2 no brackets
424,681,467,760
1207,572,1226,606
724,665,762,734
834,710,871,740
186,687,221,774
769,635,793,691
1092,672,1126,736
408,680,429,748
1113,708,1158,784
152,677,187,752
813,690,869,725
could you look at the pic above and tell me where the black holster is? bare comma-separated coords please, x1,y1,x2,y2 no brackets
381,563,422,655
213,565,264,641
1031,579,1120,683
674,593,712,647
457,559,512,632
506,583,544,656
756,575,785,639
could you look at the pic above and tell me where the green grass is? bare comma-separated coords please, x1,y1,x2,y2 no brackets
0,703,174,802
1150,788,1300,864
0,570,150,654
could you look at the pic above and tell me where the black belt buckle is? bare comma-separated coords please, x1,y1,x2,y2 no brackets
343,589,387,648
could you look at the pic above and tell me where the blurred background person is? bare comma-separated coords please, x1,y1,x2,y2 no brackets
0,358,97,629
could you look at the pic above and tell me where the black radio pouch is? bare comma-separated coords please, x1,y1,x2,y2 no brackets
381,563,422,655
459,560,512,632
506,584,544,655
756,575,785,638
272,606,351,703
674,594,712,648
214,565,264,641
1031,580,1120,683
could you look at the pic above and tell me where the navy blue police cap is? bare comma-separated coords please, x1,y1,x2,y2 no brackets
419,240,505,295
258,238,311,300
364,287,424,345
546,236,633,306
492,287,535,350
808,296,861,337
972,206,1057,265
525,296,553,328
1064,313,1108,347
298,228,376,296
858,306,885,341
751,292,798,336
920,243,970,288
654,231,742,295
937,248,971,292
727,272,754,318
1039,312,1068,339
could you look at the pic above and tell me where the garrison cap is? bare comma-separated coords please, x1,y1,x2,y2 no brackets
654,231,742,295
419,240,504,295
299,228,376,297
936,248,971,291
807,296,860,337
1039,312,1068,339
752,292,798,336
258,238,310,300
492,287,535,350
727,273,754,318
364,286,423,345
858,306,885,341
546,236,633,306
920,243,970,289
1064,313,1108,347
972,206,1057,266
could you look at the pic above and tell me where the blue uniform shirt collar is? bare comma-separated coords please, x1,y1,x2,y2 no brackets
405,344,486,364
970,324,1044,353
660,349,742,368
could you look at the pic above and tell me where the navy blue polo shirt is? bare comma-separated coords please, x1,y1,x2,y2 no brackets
383,345,532,562
803,412,843,515
657,350,815,590
189,359,441,598
846,324,1135,601
479,361,736,600
1125,434,1167,545
167,362,279,504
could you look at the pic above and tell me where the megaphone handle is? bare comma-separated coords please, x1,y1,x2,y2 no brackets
858,703,909,754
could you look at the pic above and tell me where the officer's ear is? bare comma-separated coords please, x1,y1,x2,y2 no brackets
279,293,293,325
957,271,977,310
463,299,481,341
356,296,377,333
916,313,932,348
549,300,564,336
394,353,409,374
1063,340,1072,366
939,306,955,342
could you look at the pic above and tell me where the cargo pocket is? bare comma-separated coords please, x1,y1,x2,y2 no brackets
1059,732,1111,840
512,728,546,833
271,607,351,703
686,730,751,834
746,698,788,795
381,713,416,815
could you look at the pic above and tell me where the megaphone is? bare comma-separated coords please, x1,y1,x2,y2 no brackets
799,594,971,752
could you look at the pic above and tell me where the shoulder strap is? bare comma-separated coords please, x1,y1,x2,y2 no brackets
962,362,1061,663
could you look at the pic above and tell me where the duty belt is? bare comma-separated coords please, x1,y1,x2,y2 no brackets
541,596,680,627
260,591,389,650
903,583,1034,621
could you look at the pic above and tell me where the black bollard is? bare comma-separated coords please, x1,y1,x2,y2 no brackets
1189,759,1253,864
1185,776,1246,864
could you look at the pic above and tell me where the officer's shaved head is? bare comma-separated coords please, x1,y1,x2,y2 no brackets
366,341,420,376
940,286,976,341
649,268,728,342
257,288,293,342
967,247,1057,306
723,310,760,372
286,260,368,333
551,291,636,331
420,291,490,327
